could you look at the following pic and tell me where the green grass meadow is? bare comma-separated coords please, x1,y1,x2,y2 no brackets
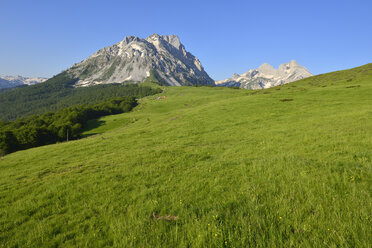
0,64,371,247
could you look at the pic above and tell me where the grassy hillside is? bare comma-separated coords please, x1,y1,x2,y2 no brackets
0,64,371,247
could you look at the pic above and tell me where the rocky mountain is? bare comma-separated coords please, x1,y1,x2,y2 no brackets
215,60,313,89
0,76,47,89
67,34,214,87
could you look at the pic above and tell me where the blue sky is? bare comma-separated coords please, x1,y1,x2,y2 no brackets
0,0,371,80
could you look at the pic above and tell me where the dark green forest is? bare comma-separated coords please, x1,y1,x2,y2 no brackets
0,97,138,155
0,71,162,120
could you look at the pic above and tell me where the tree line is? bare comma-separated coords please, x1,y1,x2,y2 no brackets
0,97,137,155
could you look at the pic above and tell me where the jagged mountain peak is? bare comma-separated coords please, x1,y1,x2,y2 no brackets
289,59,300,66
146,34,181,47
232,73,240,79
258,62,273,69
66,34,214,87
258,63,276,76
159,35,182,50
122,35,140,43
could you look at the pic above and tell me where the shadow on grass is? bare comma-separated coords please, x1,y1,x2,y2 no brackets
82,119,106,137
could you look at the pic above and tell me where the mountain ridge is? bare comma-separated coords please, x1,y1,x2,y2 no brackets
215,60,313,89
0,76,47,89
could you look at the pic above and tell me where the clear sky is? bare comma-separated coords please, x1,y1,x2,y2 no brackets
0,0,371,80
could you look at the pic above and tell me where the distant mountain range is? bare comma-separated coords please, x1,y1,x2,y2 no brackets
215,60,313,89
0,76,47,89
1,35,314,90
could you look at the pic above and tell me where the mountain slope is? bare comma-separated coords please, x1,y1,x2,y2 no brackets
67,34,214,86
0,63,371,247
216,60,313,89
0,71,161,121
